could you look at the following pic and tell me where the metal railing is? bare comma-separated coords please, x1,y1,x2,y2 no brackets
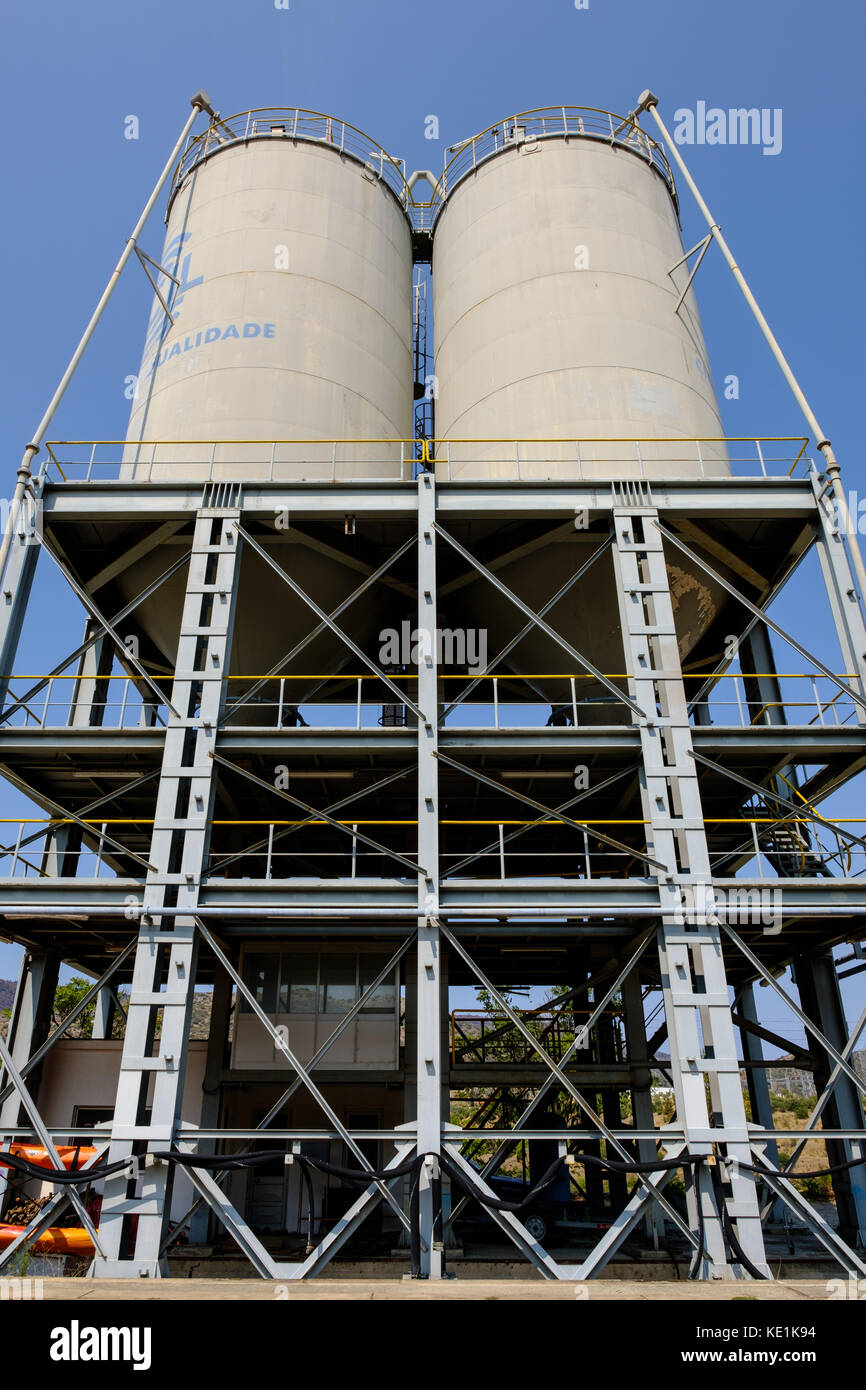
0,820,133,879
42,439,420,484
1,671,858,732
427,106,677,217
168,106,676,232
684,671,861,730
0,674,169,730
39,436,811,485
2,814,864,882
450,1007,624,1066
425,436,810,482
169,107,411,210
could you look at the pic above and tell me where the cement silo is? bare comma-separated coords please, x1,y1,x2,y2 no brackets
116,110,416,681
125,109,415,481
429,109,731,702
431,108,728,481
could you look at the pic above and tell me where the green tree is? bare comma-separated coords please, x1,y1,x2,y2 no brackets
51,979,127,1039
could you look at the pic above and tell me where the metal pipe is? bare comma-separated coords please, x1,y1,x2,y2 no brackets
637,89,866,609
0,93,213,584
1,902,864,919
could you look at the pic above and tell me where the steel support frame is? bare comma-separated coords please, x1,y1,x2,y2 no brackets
1,477,864,1281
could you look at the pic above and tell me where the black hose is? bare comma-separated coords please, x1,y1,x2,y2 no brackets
0,1151,128,1184
710,1160,768,1280
438,1152,567,1214
688,1158,707,1280
744,1153,866,1180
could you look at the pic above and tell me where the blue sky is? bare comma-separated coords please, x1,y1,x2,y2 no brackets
1,0,864,1045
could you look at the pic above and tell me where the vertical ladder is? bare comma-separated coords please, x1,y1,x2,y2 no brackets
94,500,242,1276
416,472,443,1275
612,504,770,1278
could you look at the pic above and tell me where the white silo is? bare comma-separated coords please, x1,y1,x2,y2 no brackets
114,110,417,680
429,108,732,696
125,109,415,482
431,108,728,481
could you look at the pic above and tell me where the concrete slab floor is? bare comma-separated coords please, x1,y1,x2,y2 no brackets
38,1278,838,1301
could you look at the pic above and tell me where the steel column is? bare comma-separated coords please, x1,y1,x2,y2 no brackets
794,951,866,1245
415,472,444,1276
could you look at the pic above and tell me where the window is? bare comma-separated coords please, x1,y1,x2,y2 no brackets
360,955,397,1013
239,950,398,1016
279,954,319,1014
320,956,357,1015
240,952,278,1013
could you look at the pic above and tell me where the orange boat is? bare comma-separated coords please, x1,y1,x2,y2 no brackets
0,1223,94,1255
4,1144,99,1172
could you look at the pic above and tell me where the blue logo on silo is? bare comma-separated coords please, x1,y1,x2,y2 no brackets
141,233,276,377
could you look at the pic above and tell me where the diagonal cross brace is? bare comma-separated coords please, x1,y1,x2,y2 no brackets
654,519,866,712
209,750,425,879
220,534,417,728
433,522,644,719
0,769,161,866
204,765,412,879
0,939,137,1108
0,549,191,727
290,1140,419,1279
690,750,866,853
160,935,416,1251
448,926,656,1227
435,749,666,874
193,917,412,1234
0,1030,104,1254
442,1142,564,1280
175,1157,279,1279
750,1147,866,1279
436,920,699,1249
0,771,155,874
575,1143,685,1280
234,523,426,723
444,762,639,878
39,536,181,717
0,1142,110,1273
722,924,866,1102
765,1002,866,1206
442,536,614,718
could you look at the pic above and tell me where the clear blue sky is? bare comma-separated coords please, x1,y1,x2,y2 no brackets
1,0,864,1045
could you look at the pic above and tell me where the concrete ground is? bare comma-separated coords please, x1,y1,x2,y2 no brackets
38,1278,837,1300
